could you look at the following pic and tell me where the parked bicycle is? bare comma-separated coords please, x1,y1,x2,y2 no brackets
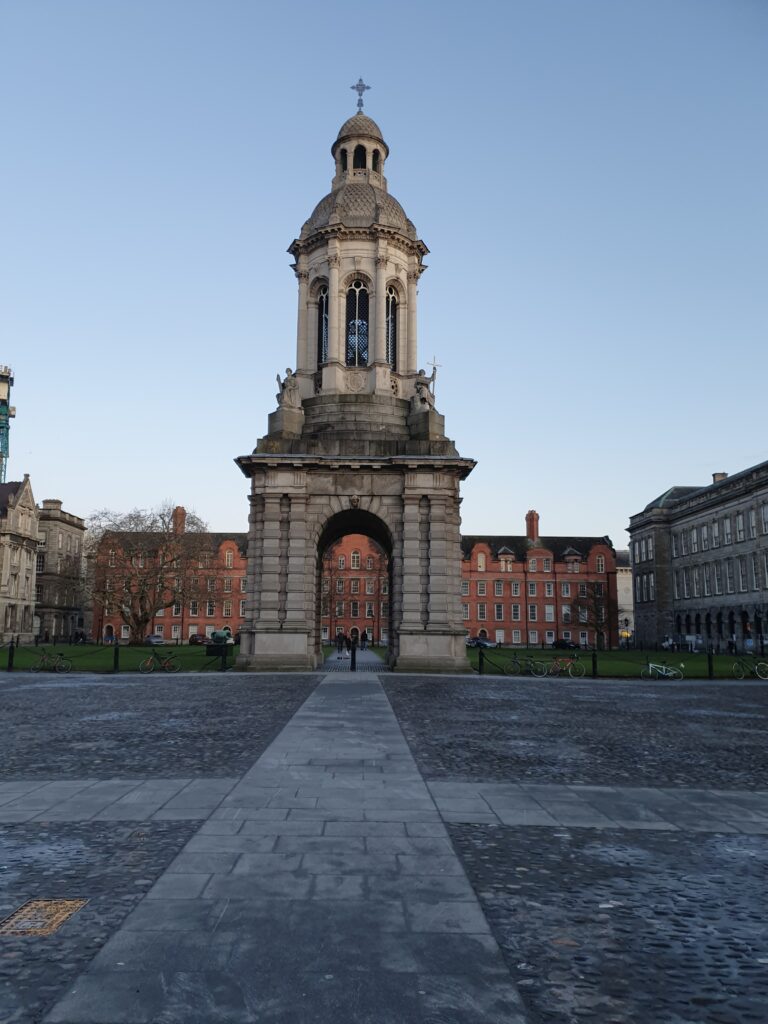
641,661,684,680
31,651,72,673
505,653,547,677
547,655,585,678
732,656,768,681
139,649,180,674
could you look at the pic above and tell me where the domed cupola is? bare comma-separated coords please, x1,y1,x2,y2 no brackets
286,84,430,410
331,112,390,189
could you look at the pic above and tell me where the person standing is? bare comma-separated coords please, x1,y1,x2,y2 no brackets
335,632,344,659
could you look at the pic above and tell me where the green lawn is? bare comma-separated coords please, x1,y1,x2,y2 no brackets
469,646,767,680
6,643,239,674
6,642,764,680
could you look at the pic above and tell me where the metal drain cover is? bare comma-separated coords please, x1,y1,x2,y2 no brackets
0,899,88,936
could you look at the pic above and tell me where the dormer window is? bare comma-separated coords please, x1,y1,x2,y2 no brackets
353,145,366,169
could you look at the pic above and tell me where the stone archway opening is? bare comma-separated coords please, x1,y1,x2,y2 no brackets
316,510,393,663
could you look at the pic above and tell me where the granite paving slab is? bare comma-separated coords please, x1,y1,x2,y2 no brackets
45,674,529,1023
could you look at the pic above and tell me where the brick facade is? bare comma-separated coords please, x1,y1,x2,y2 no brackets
460,511,619,649
319,534,389,645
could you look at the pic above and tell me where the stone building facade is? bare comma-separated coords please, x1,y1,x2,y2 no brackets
0,475,38,642
460,511,619,648
34,499,87,641
236,104,474,672
629,461,768,651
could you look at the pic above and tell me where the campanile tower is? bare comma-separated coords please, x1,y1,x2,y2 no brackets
236,90,475,672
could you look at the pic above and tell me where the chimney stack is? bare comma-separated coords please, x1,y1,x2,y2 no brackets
172,506,186,534
712,472,728,484
525,509,540,542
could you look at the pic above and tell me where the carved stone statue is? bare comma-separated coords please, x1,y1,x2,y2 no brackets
412,367,436,410
276,368,300,409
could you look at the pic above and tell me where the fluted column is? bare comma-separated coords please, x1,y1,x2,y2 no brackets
328,251,342,364
374,253,387,364
407,270,418,373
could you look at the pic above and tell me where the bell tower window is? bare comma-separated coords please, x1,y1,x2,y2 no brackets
385,286,398,369
345,280,369,367
372,149,380,172
353,145,366,169
340,148,348,172
316,286,329,365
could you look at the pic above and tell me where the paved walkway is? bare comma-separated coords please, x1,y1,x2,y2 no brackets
43,674,528,1023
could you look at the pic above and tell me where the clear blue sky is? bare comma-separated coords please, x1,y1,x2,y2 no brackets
3,0,766,549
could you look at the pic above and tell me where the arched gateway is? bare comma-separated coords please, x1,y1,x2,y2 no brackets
236,96,475,672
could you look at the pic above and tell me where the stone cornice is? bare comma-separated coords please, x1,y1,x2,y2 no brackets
235,452,476,481
288,225,429,261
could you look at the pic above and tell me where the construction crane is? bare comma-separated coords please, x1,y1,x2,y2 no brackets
0,366,15,484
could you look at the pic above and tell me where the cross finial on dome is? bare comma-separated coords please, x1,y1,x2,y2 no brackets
350,78,371,112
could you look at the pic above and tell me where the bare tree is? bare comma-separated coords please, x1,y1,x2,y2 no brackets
571,581,612,650
87,504,209,644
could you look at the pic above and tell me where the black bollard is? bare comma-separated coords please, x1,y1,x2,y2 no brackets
591,650,598,678
113,642,120,673
350,643,357,672
708,648,714,679
478,647,484,675
220,647,227,672
7,639,15,672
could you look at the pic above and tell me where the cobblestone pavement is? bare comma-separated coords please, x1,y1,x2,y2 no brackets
382,676,768,788
383,676,768,1023
0,820,198,1024
449,825,768,1024
0,673,317,778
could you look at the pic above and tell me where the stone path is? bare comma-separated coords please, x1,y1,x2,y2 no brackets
43,674,529,1023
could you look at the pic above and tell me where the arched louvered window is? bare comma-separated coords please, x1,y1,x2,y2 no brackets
345,280,369,366
372,149,380,172
385,286,398,369
316,286,329,365
353,145,366,169
340,148,348,172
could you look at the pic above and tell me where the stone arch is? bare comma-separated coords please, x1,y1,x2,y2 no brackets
315,508,394,662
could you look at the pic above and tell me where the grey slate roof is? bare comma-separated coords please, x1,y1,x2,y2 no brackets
461,534,614,562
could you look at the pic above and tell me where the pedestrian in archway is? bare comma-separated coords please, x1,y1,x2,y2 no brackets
336,632,344,659
360,629,368,651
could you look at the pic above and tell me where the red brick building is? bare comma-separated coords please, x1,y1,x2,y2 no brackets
319,534,389,646
461,511,619,649
93,508,248,644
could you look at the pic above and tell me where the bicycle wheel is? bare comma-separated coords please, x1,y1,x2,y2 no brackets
530,660,547,678
640,666,652,680
732,662,746,680
755,662,768,681
31,660,47,673
504,659,521,676
669,667,684,680
55,658,72,673
568,661,586,678
163,659,180,673
547,663,561,677
139,657,155,674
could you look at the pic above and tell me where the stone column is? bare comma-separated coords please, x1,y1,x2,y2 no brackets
258,495,283,628
295,267,310,372
374,252,387,364
407,270,418,373
328,251,342,364
399,493,424,630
